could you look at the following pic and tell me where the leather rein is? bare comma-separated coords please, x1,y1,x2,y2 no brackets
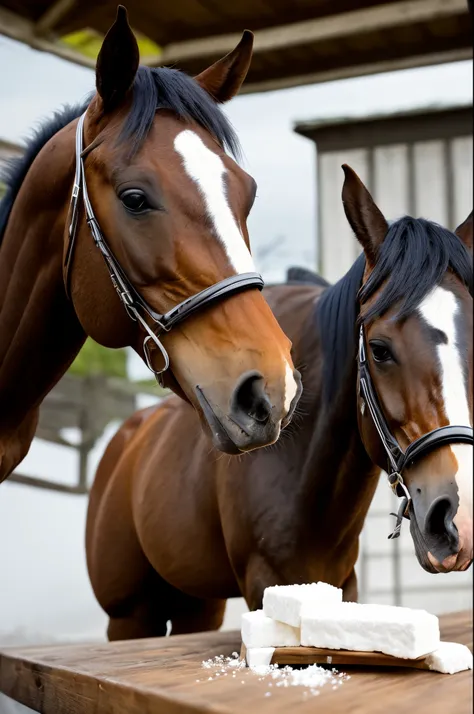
64,111,264,384
358,324,473,539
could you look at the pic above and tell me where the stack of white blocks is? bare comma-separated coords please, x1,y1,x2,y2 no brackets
241,582,473,674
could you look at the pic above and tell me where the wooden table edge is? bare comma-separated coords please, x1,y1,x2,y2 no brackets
0,610,471,714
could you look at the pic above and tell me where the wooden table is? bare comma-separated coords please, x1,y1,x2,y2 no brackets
0,611,471,714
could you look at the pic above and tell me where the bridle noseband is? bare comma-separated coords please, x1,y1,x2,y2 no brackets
64,111,264,383
358,324,473,539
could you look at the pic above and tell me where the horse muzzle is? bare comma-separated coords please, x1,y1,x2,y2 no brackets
195,377,284,454
409,493,473,574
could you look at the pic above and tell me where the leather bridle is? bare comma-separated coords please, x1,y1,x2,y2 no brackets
64,111,264,383
358,324,473,539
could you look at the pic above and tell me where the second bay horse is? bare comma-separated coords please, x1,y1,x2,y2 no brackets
86,166,473,639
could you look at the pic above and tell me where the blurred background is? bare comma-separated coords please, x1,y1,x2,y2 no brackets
0,2,472,710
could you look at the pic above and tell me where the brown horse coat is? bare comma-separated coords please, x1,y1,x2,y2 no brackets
86,170,473,640
0,8,301,483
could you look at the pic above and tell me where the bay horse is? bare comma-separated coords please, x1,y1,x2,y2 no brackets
0,6,302,483
86,166,473,640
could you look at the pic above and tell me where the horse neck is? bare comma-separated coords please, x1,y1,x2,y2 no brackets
294,322,380,548
0,127,85,434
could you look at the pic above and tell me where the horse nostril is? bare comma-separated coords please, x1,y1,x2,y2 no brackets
231,371,272,425
425,497,458,549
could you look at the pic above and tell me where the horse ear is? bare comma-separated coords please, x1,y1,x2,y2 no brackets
96,5,139,111
341,164,388,267
194,31,253,103
455,211,473,251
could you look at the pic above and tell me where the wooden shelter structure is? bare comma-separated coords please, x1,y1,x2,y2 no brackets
0,137,22,167
9,374,140,494
0,0,471,93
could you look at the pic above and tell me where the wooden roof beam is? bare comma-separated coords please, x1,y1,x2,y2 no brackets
153,0,469,65
240,47,473,95
34,0,76,37
0,5,95,68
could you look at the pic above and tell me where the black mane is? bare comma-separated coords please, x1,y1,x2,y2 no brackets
316,254,366,403
0,66,240,244
0,100,89,243
317,216,473,403
286,266,330,287
360,216,472,321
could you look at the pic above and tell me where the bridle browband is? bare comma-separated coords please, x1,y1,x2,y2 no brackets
358,324,473,539
64,111,264,383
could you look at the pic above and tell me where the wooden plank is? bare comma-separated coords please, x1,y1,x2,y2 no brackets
295,105,473,153
319,149,368,282
6,471,87,494
35,0,76,36
240,642,435,670
156,0,469,64
240,46,472,95
374,144,410,220
0,5,95,69
451,136,474,229
0,611,471,714
414,140,448,225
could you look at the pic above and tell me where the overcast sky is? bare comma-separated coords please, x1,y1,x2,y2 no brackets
0,37,471,378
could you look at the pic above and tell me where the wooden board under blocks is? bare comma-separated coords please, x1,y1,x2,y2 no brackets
240,643,432,670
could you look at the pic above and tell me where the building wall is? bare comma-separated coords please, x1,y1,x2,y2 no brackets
317,132,473,281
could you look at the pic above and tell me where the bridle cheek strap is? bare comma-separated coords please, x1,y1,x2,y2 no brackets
63,111,265,384
358,325,473,539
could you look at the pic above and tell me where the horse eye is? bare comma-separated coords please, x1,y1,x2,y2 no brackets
370,342,393,363
120,190,150,213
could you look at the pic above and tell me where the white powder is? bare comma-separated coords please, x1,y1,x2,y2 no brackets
252,662,350,696
200,651,350,697
201,652,245,672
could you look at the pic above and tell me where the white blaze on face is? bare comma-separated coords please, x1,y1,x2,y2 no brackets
419,286,473,530
174,130,298,423
174,130,255,274
284,362,298,414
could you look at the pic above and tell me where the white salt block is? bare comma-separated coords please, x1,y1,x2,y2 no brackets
263,582,343,627
300,602,440,659
245,647,275,670
425,642,473,674
241,610,300,648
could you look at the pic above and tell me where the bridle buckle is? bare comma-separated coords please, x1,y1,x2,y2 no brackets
388,471,403,496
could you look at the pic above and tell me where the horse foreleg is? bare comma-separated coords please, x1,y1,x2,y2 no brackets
107,585,170,641
169,595,227,635
241,555,283,611
107,580,226,641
